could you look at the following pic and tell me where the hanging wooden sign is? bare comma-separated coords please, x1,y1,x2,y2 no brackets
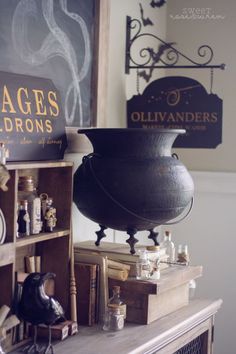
0,71,67,161
127,76,222,148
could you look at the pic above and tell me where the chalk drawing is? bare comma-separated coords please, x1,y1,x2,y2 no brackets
12,0,91,126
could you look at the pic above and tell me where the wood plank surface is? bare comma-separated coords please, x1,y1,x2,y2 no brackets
9,299,223,354
0,243,14,266
6,161,73,170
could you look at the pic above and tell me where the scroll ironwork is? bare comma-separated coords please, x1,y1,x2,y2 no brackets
125,16,225,75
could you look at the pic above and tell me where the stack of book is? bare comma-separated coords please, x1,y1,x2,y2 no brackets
74,240,169,277
73,240,170,326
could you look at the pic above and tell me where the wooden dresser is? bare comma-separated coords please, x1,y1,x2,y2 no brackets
15,298,221,354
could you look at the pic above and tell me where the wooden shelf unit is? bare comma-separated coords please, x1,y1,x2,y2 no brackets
0,160,74,352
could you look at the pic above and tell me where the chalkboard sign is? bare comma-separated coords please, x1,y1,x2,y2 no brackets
0,71,67,162
127,76,223,148
0,0,97,128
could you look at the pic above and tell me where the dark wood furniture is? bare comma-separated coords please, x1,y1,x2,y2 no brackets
0,161,73,353
33,299,221,354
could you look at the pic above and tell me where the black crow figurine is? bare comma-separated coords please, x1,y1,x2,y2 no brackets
18,272,65,354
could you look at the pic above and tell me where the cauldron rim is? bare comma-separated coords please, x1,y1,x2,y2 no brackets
77,128,186,135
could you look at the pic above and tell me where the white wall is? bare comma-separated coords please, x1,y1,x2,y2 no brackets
165,2,235,353
107,0,167,127
167,0,235,172
169,172,236,354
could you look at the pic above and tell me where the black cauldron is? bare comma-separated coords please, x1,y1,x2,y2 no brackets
73,128,194,253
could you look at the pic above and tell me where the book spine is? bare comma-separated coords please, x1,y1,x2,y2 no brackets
25,256,35,273
89,266,97,326
35,256,41,272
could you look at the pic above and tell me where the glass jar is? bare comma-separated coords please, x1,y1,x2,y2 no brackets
146,245,161,280
103,305,124,331
136,250,151,280
18,176,42,234
177,244,190,265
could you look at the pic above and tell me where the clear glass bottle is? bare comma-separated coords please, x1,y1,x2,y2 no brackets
108,285,126,319
161,231,175,263
146,245,161,280
17,200,30,237
103,306,124,331
0,142,9,165
177,244,189,265
44,197,57,232
18,176,42,234
136,250,151,280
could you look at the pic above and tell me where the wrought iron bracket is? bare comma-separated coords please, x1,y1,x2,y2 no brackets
125,16,225,75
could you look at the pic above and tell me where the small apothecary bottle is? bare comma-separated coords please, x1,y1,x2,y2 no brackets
161,230,175,263
103,305,124,331
108,285,126,319
44,197,57,232
17,200,30,237
146,245,161,280
136,250,151,280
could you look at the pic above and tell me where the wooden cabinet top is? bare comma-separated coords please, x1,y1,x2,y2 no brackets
27,299,222,354
6,160,73,170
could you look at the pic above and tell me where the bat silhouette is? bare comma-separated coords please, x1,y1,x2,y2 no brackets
139,42,176,82
139,3,153,26
150,0,166,8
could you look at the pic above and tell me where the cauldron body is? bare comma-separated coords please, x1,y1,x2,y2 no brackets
73,129,194,232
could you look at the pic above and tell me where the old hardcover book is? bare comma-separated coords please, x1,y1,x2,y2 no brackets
74,240,167,263
24,256,35,273
75,262,97,326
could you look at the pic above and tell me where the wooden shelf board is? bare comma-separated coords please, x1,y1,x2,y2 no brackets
6,160,73,170
0,242,14,266
16,229,70,247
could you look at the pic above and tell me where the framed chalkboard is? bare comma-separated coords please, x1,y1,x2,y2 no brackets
0,0,109,152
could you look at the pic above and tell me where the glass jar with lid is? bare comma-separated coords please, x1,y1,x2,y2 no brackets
136,250,151,280
18,176,42,235
146,245,161,280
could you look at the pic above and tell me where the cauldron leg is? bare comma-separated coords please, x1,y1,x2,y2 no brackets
95,224,107,246
148,229,159,246
126,228,138,255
